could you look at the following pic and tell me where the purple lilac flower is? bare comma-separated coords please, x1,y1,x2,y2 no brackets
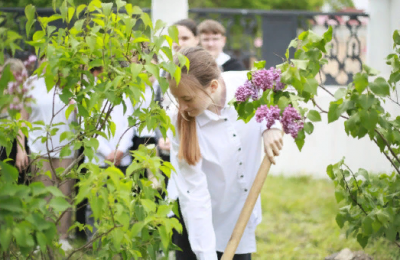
252,69,274,91
255,105,281,129
275,81,285,91
281,105,304,138
235,80,258,102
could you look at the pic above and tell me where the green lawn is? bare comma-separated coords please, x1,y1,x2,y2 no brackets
254,175,400,260
68,175,399,260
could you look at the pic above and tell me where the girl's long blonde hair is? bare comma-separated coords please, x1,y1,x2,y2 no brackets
167,47,220,165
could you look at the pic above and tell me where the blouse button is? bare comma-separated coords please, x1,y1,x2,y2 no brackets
224,118,228,121
187,190,190,193
238,148,241,151
240,175,244,178
233,134,236,137
244,189,248,192
239,162,242,165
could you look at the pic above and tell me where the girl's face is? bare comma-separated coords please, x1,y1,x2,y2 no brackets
169,77,218,117
175,25,199,48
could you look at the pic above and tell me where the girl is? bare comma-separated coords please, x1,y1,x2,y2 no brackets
166,47,283,260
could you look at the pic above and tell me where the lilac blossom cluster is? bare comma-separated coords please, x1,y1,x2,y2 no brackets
255,105,304,139
235,67,285,103
6,70,33,110
23,55,37,72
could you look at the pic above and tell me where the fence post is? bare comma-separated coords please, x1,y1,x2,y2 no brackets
261,14,297,68
367,0,392,77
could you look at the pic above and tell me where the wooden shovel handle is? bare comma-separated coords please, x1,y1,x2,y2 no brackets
221,155,272,260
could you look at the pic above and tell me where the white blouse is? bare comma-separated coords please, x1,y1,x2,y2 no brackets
167,71,279,259
85,96,134,167
27,76,75,158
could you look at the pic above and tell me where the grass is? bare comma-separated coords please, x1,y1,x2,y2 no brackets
254,175,400,260
66,175,399,259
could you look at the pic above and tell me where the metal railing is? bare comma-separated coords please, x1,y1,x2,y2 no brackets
0,7,368,86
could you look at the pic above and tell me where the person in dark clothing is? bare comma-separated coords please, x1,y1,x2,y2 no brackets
197,19,245,72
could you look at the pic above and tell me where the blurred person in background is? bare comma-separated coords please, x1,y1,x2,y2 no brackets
173,19,199,50
0,58,30,183
198,19,245,72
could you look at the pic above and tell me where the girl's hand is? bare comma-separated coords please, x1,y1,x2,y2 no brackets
263,129,284,165
158,138,170,151
15,150,29,172
106,150,124,166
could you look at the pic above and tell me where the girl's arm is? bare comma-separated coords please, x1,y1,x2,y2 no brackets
168,131,218,260
15,108,29,171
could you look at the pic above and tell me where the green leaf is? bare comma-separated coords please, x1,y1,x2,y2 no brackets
77,104,89,117
46,186,65,197
307,110,321,122
158,225,169,249
65,104,75,120
168,25,179,44
328,102,340,123
254,60,266,70
0,197,22,212
131,221,145,237
356,233,369,248
291,59,309,70
49,197,70,212
334,88,346,100
67,7,75,23
0,64,12,92
86,36,96,52
303,122,314,134
141,12,152,29
358,94,375,110
326,164,335,180
112,228,124,250
362,216,374,235
110,121,116,137
141,199,156,213
277,96,290,111
174,66,181,86
363,64,380,76
74,19,85,32
323,26,333,42
60,145,72,158
76,4,86,18
102,2,113,17
335,213,345,228
360,110,378,131
369,77,390,96
13,226,33,247
393,30,400,46
376,209,391,226
303,78,318,95
335,189,345,203
354,73,368,94
144,64,159,80
0,160,18,183
130,63,143,79
36,232,47,249
0,228,12,251
384,226,397,241
372,219,382,232
60,3,68,22
25,5,36,37
295,129,305,151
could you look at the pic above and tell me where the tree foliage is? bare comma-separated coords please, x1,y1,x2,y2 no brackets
0,0,356,11
235,26,400,250
0,0,185,258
